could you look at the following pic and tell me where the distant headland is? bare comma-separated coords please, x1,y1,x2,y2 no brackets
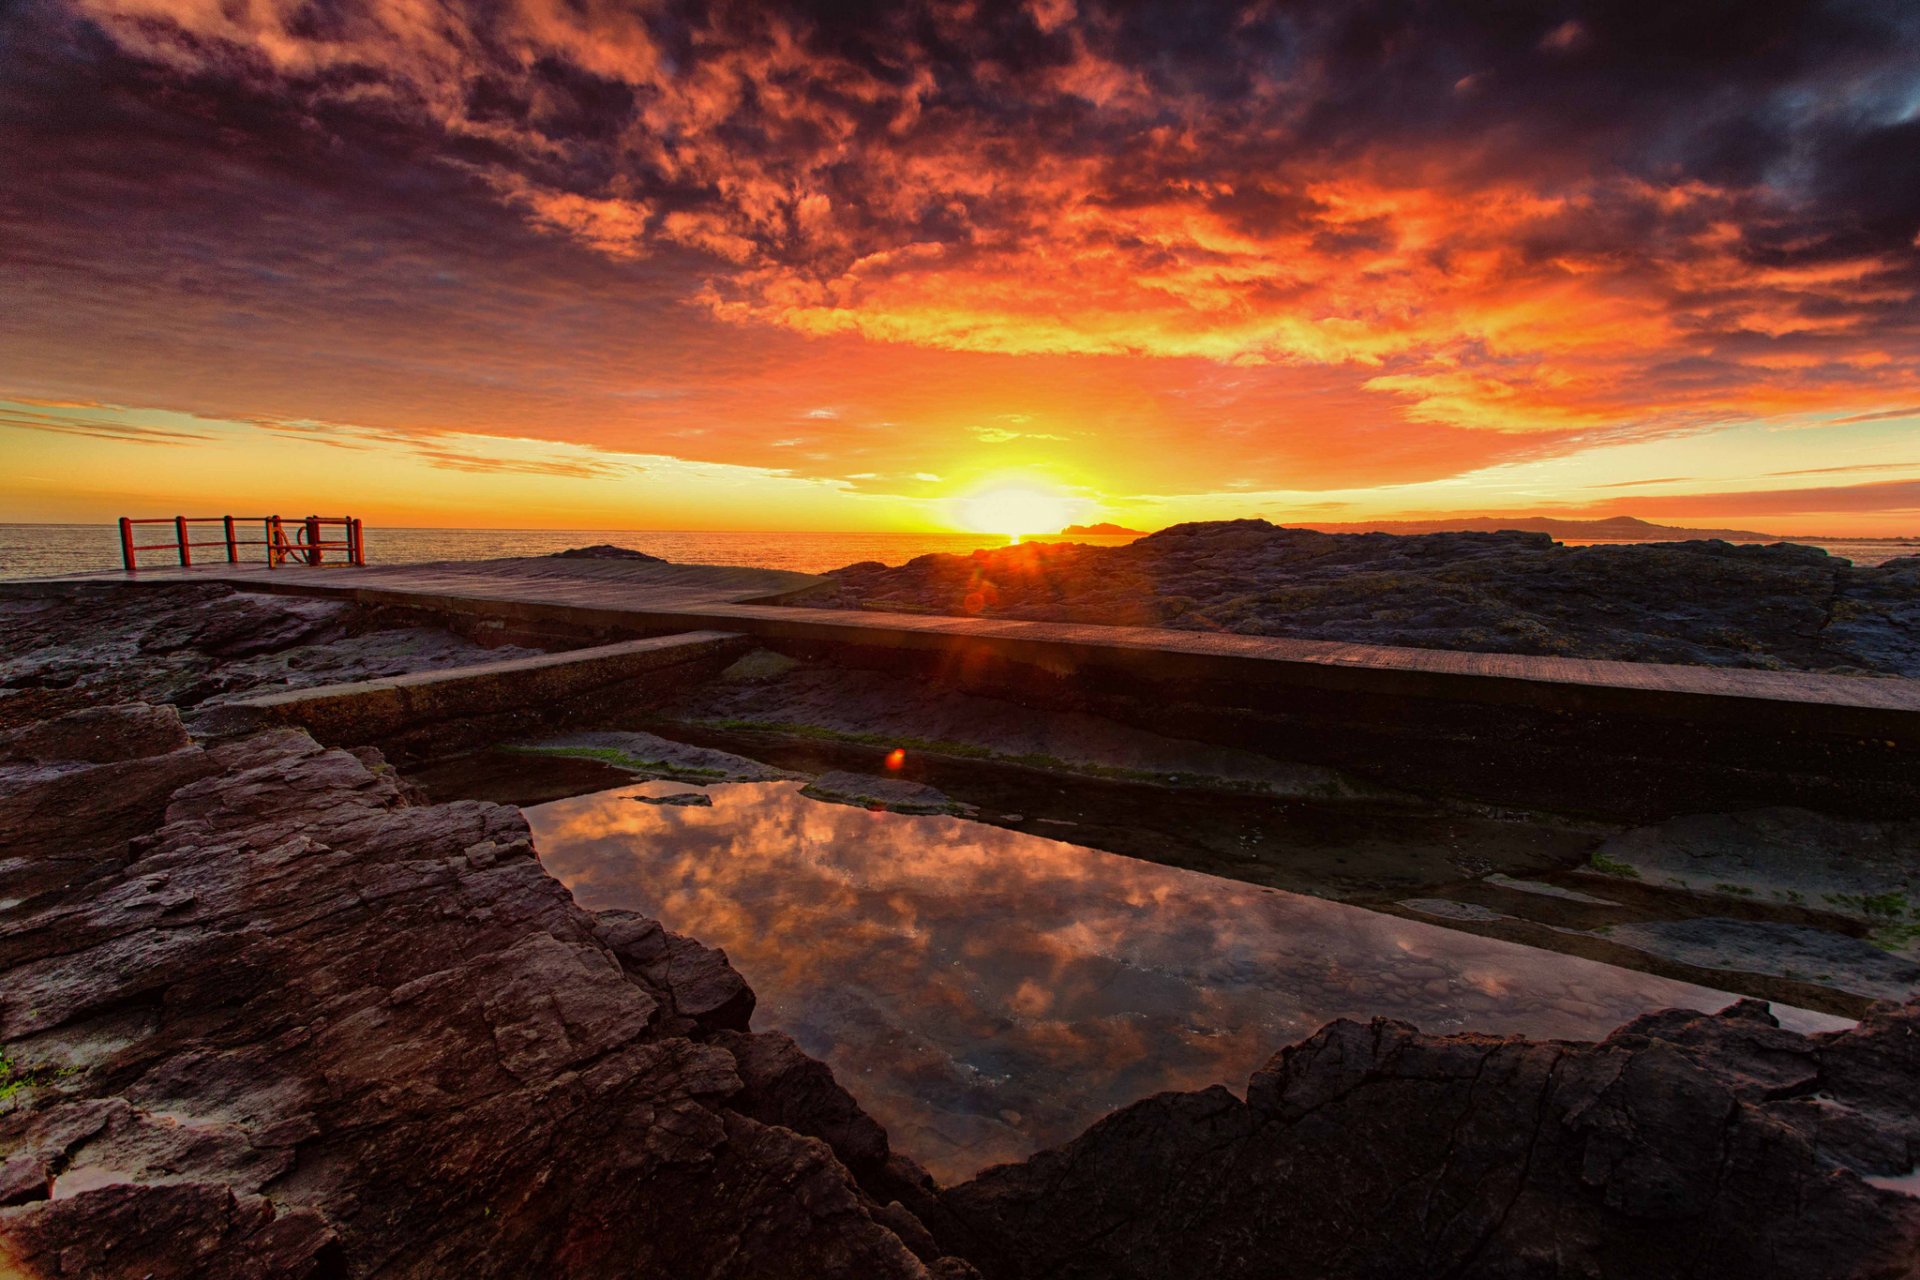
1298,514,1785,542
1054,522,1147,537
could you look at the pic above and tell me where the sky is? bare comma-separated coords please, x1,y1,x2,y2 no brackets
2,0,1918,534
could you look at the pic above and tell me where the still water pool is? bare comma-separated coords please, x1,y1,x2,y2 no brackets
528,778,1847,1182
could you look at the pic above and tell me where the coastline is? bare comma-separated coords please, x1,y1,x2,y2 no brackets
4,553,1919,1276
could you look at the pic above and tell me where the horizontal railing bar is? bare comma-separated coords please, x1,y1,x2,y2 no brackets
123,516,356,524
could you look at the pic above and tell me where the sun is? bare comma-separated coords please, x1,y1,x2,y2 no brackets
954,482,1078,539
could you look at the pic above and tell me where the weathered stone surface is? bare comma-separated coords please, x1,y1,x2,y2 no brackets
522,730,803,783
0,728,959,1277
593,909,758,1034
931,999,1920,1280
714,1030,892,1180
0,584,535,733
0,703,189,764
1596,919,1920,1003
1596,807,1920,921
794,519,1920,674
551,545,665,561
802,771,968,815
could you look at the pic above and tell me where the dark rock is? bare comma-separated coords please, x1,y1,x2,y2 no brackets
932,1000,1920,1280
632,790,714,806
0,728,947,1277
550,545,665,561
797,519,1920,675
0,585,537,731
0,703,190,764
593,909,757,1034
714,1030,891,1180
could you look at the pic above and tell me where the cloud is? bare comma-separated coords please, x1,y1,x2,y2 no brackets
973,426,1067,444
1,0,1916,509
1599,478,1920,518
0,405,213,445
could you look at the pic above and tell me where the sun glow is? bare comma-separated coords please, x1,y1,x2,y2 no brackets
953,482,1079,539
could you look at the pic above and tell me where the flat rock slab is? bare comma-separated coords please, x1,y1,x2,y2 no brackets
1596,808,1920,921
521,730,802,783
1597,918,1920,1003
801,771,969,815
1397,898,1510,923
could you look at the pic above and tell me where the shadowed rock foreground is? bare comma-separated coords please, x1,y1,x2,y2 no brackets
924,1001,1920,1279
2,583,1918,1277
0,717,974,1278
795,520,1920,675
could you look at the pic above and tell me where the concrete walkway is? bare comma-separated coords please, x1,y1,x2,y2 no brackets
18,557,1920,740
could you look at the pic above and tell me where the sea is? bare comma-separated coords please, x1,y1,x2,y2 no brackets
0,523,1914,580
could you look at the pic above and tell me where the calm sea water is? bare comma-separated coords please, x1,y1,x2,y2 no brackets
0,524,1105,579
1,522,1912,580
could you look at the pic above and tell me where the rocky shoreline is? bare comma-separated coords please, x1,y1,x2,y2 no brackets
793,519,1920,676
4,581,1919,1277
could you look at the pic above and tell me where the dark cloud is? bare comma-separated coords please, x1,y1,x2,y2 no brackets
0,0,1915,486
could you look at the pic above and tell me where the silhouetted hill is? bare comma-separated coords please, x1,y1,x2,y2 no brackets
1297,515,1785,542
1054,522,1147,537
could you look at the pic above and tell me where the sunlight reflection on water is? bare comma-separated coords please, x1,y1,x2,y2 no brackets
528,778,1851,1182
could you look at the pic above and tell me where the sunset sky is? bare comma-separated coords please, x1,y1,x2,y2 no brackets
2,0,1917,534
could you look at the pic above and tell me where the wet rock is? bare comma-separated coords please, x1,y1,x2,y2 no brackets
1596,808,1920,921
1396,898,1508,923
932,1000,1920,1280
802,771,969,815
1484,873,1621,905
550,544,665,561
521,730,802,783
633,790,714,807
1596,919,1920,1002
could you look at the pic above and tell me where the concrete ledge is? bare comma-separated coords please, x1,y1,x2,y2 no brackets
21,563,1920,743
203,631,747,745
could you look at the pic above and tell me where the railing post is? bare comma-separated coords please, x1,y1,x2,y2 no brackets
350,517,365,566
119,517,135,572
305,515,322,565
267,516,281,568
224,515,238,563
175,515,191,567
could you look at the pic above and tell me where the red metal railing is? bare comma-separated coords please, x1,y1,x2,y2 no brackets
117,515,366,571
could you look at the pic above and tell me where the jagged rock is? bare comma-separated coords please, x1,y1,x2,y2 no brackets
0,728,955,1278
633,790,714,807
550,545,665,561
0,584,536,732
930,999,1920,1280
794,520,1920,674
714,1030,891,1180
593,909,757,1034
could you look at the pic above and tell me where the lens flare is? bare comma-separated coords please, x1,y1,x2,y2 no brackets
954,483,1077,539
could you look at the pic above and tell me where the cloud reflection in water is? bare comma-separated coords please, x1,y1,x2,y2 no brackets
529,780,1837,1182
